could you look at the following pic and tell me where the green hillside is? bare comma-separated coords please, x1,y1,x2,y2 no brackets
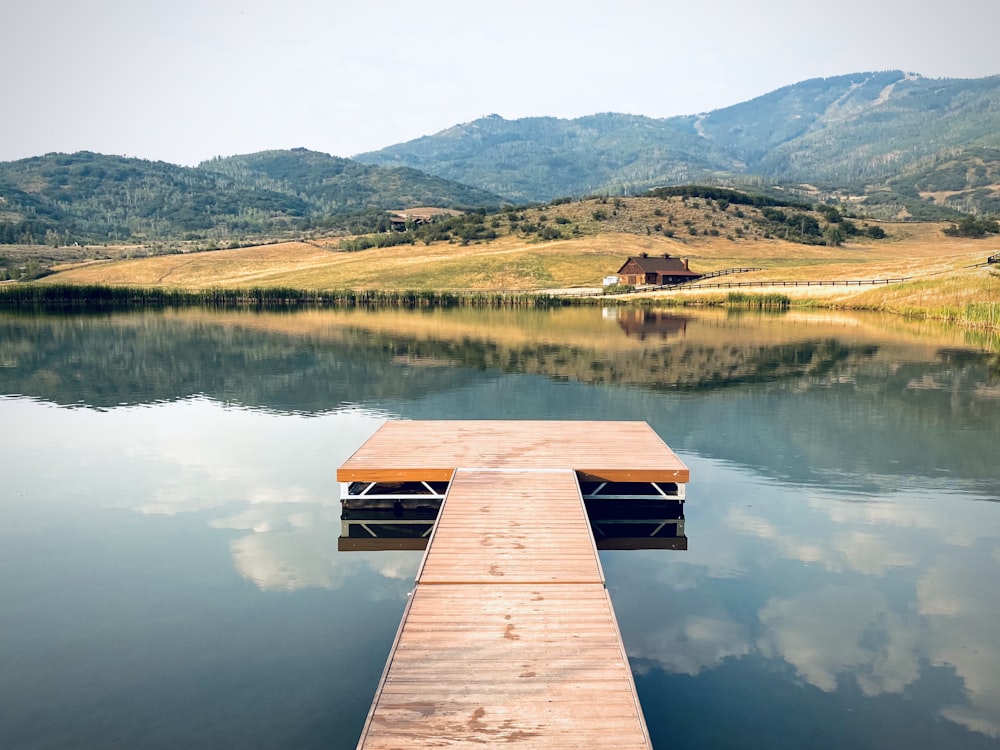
0,149,502,245
355,113,739,201
198,148,502,215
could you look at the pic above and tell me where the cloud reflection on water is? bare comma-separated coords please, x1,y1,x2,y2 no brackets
0,395,416,594
919,552,1000,736
610,458,1000,739
756,584,921,696
229,527,419,593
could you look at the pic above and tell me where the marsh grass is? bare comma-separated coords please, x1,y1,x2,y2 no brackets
842,272,1000,327
725,292,792,310
635,291,791,310
0,284,566,309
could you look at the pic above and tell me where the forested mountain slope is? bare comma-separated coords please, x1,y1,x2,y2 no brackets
0,149,502,244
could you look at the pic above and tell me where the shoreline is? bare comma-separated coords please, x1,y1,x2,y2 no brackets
1,281,998,331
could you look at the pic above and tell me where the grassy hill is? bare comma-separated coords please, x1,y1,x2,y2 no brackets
4,71,998,259
0,184,895,281
30,192,1000,328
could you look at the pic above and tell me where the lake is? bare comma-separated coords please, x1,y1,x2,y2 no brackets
1,305,999,749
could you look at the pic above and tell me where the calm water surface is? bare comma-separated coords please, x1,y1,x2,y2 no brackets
1,306,998,749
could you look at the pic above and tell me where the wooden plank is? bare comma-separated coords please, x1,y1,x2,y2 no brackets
337,420,689,484
359,583,650,749
417,469,603,585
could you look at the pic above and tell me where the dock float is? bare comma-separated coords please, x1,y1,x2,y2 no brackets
338,421,689,748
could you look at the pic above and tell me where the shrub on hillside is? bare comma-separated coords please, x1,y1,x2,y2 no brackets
943,216,1000,238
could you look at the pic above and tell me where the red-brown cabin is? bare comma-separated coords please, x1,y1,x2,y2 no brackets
616,253,701,286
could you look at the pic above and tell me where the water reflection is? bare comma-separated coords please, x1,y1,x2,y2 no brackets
612,308,691,340
337,497,688,551
757,584,921,695
3,307,997,409
607,457,1000,744
1,305,998,748
230,525,420,591
3,306,998,496
0,394,419,593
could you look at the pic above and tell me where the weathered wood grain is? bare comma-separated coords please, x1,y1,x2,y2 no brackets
360,582,649,749
337,420,689,484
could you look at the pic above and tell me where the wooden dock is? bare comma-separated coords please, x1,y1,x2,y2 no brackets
338,421,689,748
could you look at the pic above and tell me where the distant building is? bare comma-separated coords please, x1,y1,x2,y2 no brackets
388,208,461,232
615,253,701,286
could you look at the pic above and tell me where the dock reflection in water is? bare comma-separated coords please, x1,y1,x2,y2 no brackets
338,478,688,552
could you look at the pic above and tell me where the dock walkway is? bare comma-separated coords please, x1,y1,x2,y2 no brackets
338,421,689,748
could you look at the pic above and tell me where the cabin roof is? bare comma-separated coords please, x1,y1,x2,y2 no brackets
617,254,699,276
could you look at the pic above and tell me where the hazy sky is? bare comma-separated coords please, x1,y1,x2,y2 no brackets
3,0,998,166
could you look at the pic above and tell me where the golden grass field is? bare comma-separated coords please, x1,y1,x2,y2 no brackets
39,197,1000,324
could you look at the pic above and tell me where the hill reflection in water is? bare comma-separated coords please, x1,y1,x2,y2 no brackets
1,305,999,749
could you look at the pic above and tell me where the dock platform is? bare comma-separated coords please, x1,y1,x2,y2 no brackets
338,421,689,748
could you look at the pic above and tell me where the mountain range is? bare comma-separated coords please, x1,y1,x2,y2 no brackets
356,70,1000,216
1,70,998,246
